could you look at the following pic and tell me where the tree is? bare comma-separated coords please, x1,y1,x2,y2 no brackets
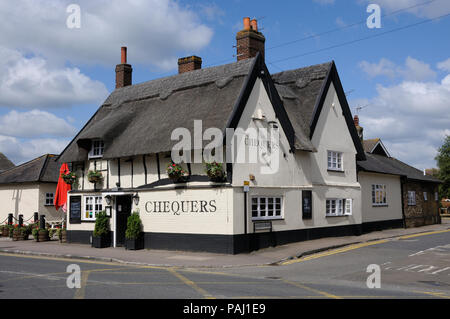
435,135,450,199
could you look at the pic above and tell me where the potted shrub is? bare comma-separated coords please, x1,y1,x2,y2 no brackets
166,163,186,182
38,229,49,242
87,170,102,184
92,211,110,248
58,227,67,243
125,213,144,250
12,225,23,241
2,224,10,237
205,162,226,182
32,228,39,242
61,171,77,185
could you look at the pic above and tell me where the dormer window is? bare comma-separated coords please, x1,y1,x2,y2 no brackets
89,140,104,159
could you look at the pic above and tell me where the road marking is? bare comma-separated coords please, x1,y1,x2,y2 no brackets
398,229,450,240
74,270,91,299
167,267,215,299
282,279,342,299
413,290,450,299
281,240,388,266
431,267,450,275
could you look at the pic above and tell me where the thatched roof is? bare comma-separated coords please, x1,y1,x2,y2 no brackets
0,154,59,184
0,153,14,173
59,56,358,163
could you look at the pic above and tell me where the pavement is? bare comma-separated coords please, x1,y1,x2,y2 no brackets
0,218,449,268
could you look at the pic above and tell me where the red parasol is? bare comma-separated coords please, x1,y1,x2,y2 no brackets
54,163,71,211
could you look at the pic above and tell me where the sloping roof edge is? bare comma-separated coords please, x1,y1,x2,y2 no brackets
309,61,366,161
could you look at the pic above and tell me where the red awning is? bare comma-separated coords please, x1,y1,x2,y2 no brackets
54,163,71,211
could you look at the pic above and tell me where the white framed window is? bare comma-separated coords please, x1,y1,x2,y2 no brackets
45,193,54,206
251,196,283,220
326,198,352,217
372,184,387,206
89,140,104,159
407,191,416,206
327,151,343,171
83,196,103,221
423,192,428,201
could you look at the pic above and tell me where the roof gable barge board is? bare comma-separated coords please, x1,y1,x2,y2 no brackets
225,52,297,152
309,62,366,161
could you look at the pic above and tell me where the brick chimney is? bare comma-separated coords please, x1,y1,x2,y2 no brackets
354,115,364,142
115,47,132,89
178,56,202,74
236,17,265,61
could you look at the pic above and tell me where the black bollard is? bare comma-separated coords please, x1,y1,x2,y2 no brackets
34,212,39,224
39,215,46,230
8,214,13,225
18,215,23,227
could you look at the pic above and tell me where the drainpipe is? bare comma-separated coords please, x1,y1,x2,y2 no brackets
400,177,407,229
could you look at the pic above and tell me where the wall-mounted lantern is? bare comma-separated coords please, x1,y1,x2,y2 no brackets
105,195,112,205
133,193,140,206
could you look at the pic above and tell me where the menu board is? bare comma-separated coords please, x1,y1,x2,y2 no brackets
69,196,82,224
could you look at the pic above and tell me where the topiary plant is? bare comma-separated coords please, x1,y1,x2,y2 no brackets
93,211,109,237
125,213,142,240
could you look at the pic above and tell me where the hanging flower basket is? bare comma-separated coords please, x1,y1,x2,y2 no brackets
61,171,77,185
87,170,102,184
205,162,226,182
166,163,187,182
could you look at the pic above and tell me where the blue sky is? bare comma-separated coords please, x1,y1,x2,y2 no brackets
0,0,449,170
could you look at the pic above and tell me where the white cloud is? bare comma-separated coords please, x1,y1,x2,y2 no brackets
353,71,450,169
359,58,397,79
0,47,108,108
437,58,450,72
0,0,214,70
0,135,69,165
0,110,77,138
359,57,437,81
362,0,450,19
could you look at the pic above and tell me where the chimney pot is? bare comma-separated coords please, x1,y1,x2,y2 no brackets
243,17,251,30
354,115,359,127
121,46,127,64
250,19,258,32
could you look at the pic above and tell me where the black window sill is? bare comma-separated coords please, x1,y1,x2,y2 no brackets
325,215,350,218
327,169,345,173
373,204,389,207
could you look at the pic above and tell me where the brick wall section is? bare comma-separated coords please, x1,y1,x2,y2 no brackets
178,56,202,74
115,64,132,89
236,30,265,61
403,180,441,228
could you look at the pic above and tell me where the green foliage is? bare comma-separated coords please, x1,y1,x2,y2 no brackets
87,170,102,183
93,211,109,237
166,163,186,180
435,135,450,199
61,171,77,184
205,162,225,182
125,213,142,240
32,228,39,239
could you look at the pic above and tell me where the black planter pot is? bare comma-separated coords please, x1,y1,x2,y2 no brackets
92,233,111,248
125,234,144,250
